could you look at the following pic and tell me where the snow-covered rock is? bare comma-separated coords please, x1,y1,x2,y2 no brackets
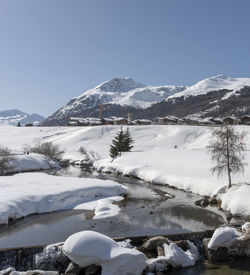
35,243,69,272
208,227,241,249
163,241,199,268
0,173,126,225
63,231,147,275
205,224,250,259
147,240,199,273
242,222,250,234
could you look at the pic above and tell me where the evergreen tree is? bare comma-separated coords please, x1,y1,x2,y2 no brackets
109,127,134,159
124,128,134,151
109,127,126,158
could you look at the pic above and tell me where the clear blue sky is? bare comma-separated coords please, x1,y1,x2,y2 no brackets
0,0,250,117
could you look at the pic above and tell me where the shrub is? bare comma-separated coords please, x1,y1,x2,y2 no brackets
79,146,99,166
0,147,13,175
31,142,64,161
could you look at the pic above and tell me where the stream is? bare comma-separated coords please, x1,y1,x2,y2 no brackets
0,166,227,249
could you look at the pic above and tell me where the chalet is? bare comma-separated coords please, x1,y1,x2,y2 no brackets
134,119,151,125
102,118,115,125
181,117,199,125
113,118,128,125
223,116,239,125
240,115,250,125
68,117,101,126
152,117,164,125
25,123,33,127
163,116,180,125
210,117,224,125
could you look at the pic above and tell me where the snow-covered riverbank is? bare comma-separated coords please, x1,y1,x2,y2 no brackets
0,172,126,225
1,125,250,218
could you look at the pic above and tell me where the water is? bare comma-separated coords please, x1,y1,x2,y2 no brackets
0,167,226,248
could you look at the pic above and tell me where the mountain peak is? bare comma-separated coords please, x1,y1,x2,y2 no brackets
168,75,250,100
96,77,146,93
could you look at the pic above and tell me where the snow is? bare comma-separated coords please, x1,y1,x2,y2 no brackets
219,183,250,216
0,109,44,126
163,241,199,267
242,222,250,234
50,78,185,123
207,227,241,249
63,231,147,275
0,269,58,275
168,75,250,100
0,173,126,225
7,153,60,174
1,125,250,217
147,241,199,272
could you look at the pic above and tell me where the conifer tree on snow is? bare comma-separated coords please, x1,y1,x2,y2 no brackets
109,127,134,159
124,127,134,151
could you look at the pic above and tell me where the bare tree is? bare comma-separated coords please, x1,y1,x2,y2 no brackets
207,125,247,188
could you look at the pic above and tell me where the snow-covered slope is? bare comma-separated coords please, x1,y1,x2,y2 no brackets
42,78,185,125
0,125,250,217
71,77,184,109
0,109,45,126
168,75,250,100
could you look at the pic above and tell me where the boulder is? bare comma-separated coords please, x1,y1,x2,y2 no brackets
174,240,188,251
142,236,168,251
208,197,217,206
203,238,228,262
65,262,82,274
63,231,147,275
35,243,70,272
156,246,165,257
203,223,250,261
200,198,209,207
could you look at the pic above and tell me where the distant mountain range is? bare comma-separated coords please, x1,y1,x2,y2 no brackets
0,109,45,126
41,75,250,126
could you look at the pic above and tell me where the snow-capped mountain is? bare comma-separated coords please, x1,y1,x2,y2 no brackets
168,75,250,100
64,77,185,109
0,109,45,126
42,77,185,125
42,75,250,126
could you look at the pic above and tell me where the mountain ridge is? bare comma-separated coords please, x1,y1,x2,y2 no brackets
41,75,250,126
0,109,45,126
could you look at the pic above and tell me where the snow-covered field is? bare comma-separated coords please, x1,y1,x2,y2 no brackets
0,172,126,225
0,125,250,217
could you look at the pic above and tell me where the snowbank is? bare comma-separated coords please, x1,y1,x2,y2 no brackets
0,173,126,225
63,231,147,275
8,153,60,174
1,125,250,217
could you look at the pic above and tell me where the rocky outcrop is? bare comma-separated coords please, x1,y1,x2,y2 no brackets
203,223,250,262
